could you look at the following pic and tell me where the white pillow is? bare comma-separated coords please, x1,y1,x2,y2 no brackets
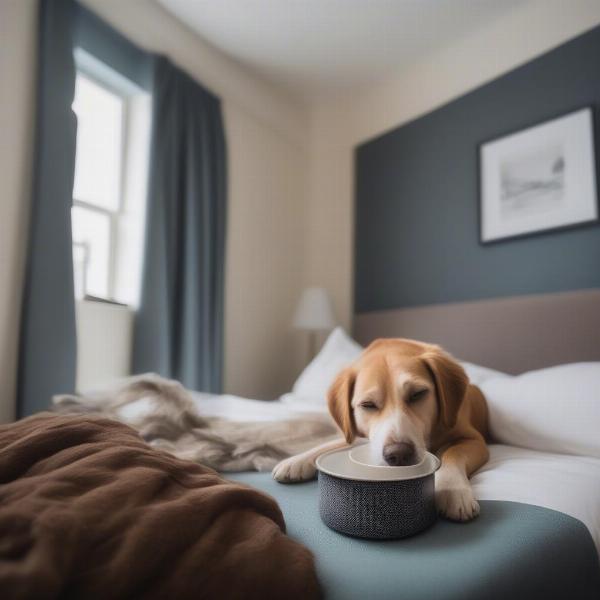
283,334,510,407
287,327,363,405
459,361,509,386
481,362,600,458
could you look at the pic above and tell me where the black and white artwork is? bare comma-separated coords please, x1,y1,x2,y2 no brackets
480,107,598,243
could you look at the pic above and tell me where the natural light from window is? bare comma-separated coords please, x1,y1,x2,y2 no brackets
71,57,150,307
73,75,123,210
72,73,124,299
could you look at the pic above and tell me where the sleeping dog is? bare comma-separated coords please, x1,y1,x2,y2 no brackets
273,338,489,522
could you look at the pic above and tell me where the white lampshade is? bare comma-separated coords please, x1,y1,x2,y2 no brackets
292,287,336,331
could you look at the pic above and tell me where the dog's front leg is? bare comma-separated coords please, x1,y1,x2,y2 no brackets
272,438,349,483
435,438,489,522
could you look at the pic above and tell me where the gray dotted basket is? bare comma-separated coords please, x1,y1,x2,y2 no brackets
316,445,440,540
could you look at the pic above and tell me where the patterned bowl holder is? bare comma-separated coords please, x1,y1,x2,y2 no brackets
316,443,441,540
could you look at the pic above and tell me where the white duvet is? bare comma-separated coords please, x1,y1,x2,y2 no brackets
473,444,600,554
192,392,600,556
191,392,329,422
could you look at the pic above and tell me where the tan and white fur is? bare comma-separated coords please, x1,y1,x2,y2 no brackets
273,338,489,522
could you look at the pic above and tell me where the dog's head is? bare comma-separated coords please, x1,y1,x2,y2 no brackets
327,339,468,466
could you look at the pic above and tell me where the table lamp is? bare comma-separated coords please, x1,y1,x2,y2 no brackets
292,287,336,359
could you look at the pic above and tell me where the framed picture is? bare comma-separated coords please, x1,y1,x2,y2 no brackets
479,107,598,244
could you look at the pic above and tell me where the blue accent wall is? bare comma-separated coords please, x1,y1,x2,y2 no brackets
355,25,600,313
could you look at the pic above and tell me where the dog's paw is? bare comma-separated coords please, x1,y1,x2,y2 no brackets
272,455,316,483
435,478,480,522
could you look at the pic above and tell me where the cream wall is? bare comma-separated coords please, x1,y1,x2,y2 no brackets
225,106,307,398
0,0,309,420
0,0,37,422
305,104,354,330
305,0,600,331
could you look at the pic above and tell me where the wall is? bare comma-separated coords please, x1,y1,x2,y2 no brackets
305,0,600,327
355,25,600,312
0,0,309,420
305,104,354,331
0,0,37,422
225,107,306,397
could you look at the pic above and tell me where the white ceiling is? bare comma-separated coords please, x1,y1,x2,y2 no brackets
157,0,528,101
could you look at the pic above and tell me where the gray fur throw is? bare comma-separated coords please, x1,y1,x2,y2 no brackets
53,374,338,472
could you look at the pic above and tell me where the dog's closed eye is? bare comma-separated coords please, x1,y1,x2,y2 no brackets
359,400,379,411
407,389,428,404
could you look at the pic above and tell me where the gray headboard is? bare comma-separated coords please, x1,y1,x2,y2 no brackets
353,289,600,374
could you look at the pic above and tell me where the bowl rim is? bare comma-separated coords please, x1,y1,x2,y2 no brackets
316,443,441,482
348,443,427,474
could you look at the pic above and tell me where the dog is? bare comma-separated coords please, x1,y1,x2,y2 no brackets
272,338,489,521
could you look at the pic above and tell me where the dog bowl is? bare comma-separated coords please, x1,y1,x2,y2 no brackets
316,443,440,540
348,443,427,474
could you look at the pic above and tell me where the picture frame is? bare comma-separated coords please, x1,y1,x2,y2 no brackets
479,106,599,244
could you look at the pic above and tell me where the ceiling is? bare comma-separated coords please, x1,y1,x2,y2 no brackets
157,0,528,101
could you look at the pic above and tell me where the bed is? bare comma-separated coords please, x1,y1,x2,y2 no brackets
9,291,598,598
191,393,600,599
198,289,600,599
230,458,600,600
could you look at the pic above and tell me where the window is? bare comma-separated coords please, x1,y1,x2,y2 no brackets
71,51,150,306
72,73,124,300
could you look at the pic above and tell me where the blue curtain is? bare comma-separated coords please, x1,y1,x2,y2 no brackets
132,56,227,393
72,4,152,91
17,0,78,417
18,4,227,416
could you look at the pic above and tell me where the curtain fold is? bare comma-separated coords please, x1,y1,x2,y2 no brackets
17,0,78,417
132,56,227,393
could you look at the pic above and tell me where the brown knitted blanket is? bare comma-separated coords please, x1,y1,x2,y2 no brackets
0,413,321,599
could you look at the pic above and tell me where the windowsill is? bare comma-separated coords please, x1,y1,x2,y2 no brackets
76,298,133,315
81,295,129,308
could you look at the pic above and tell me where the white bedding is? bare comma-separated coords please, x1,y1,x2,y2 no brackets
193,392,600,555
473,444,600,554
191,392,328,422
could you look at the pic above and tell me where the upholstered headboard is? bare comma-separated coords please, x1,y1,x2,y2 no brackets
353,289,600,374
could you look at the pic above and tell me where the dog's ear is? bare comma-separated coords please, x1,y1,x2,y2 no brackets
422,349,468,429
327,367,357,443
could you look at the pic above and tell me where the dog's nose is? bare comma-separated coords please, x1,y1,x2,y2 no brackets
383,442,416,466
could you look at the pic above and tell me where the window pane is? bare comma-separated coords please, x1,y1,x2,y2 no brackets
72,206,111,298
73,74,123,210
